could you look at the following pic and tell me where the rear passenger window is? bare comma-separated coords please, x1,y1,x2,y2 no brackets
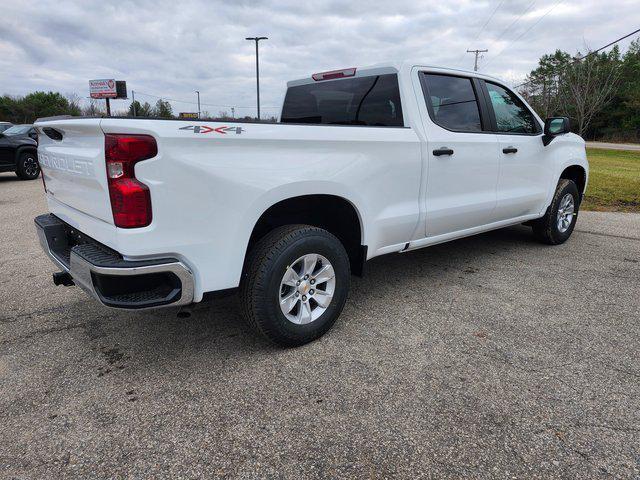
280,74,404,127
485,82,538,134
421,73,482,132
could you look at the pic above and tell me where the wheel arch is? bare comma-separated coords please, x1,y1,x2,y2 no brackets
559,164,587,201
244,194,367,276
14,145,38,165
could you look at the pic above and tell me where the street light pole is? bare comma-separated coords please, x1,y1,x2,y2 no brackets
245,36,268,120
195,90,201,118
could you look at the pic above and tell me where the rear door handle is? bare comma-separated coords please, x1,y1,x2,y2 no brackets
502,147,518,154
433,148,454,156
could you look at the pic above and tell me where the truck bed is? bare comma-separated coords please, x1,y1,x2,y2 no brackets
35,116,422,300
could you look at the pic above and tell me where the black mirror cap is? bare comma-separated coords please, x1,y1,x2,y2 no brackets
544,116,570,136
543,117,570,146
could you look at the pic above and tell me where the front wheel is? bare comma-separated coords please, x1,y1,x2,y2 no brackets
532,179,580,245
16,151,40,180
240,225,351,347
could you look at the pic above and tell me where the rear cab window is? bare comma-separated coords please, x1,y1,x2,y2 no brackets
419,73,484,132
281,74,404,127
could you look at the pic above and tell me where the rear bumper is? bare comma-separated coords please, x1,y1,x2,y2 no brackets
35,214,194,309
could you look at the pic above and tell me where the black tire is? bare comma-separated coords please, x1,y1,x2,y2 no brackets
532,178,580,245
240,224,350,347
16,151,40,180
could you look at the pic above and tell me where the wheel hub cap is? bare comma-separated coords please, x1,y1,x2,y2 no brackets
24,157,38,177
556,193,575,233
279,253,336,325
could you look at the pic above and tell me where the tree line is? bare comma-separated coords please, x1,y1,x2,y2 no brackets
0,94,180,123
0,92,277,124
2,40,638,137
519,39,640,141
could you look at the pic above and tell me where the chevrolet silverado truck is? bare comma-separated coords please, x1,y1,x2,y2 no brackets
34,62,588,346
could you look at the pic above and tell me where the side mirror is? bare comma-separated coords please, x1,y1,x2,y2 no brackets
543,117,570,146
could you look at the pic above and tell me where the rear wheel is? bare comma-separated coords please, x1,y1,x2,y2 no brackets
16,151,40,180
240,225,350,347
532,179,580,245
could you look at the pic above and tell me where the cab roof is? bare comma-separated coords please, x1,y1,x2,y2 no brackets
287,61,504,88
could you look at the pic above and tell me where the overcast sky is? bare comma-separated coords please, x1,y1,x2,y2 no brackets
1,0,639,117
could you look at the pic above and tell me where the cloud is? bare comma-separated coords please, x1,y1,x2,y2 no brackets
1,0,639,116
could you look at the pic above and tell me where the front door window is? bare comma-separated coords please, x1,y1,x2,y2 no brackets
485,82,538,134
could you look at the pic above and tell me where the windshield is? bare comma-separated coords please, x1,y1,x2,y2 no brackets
3,125,32,135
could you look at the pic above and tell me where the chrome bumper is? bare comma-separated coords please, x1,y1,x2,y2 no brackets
35,214,194,309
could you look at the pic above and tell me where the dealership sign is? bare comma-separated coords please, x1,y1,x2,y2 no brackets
89,79,117,99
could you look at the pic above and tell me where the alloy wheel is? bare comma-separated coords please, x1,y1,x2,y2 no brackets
278,253,336,325
556,193,575,233
23,156,39,177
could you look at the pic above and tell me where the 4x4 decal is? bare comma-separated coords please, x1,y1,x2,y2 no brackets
179,125,244,135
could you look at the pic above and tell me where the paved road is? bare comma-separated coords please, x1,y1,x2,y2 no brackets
586,141,640,152
1,174,639,479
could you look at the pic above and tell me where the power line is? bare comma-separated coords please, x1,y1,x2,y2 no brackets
493,0,537,44
456,0,504,66
484,0,563,68
580,27,640,58
474,0,505,41
475,0,538,70
514,26,640,88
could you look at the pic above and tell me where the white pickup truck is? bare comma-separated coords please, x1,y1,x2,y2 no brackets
34,62,588,346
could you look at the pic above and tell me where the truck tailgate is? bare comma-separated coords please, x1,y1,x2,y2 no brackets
36,118,113,224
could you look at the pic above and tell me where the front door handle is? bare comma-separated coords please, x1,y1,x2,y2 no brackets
433,148,454,156
502,146,518,154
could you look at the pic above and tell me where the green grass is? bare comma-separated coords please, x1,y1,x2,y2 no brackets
583,148,640,212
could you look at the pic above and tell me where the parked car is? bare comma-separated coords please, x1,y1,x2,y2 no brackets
0,122,13,133
0,124,40,179
34,62,588,346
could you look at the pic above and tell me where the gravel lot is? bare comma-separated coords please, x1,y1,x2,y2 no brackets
1,173,639,479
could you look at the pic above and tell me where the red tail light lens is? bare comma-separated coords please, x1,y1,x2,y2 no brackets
105,134,157,228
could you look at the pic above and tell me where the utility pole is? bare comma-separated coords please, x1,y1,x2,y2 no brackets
245,36,268,120
195,90,201,118
466,49,488,71
132,90,137,117
105,98,111,117
231,107,235,119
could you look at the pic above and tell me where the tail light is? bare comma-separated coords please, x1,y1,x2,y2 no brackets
105,134,157,228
